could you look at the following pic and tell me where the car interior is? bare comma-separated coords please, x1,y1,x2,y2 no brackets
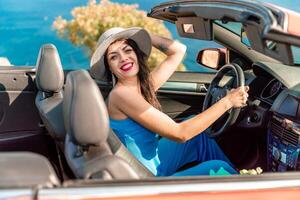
1,0,300,191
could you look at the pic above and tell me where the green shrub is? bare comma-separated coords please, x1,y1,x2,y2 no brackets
52,0,185,70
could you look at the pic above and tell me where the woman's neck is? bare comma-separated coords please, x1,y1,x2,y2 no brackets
117,76,140,89
117,76,141,93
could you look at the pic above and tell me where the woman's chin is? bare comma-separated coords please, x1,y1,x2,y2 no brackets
123,68,139,77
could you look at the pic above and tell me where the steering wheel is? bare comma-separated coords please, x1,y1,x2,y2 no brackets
202,63,245,137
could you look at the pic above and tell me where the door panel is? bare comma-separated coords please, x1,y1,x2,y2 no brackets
158,81,207,121
157,72,214,121
0,67,48,153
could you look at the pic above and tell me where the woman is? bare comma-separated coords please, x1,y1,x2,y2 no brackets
90,27,249,176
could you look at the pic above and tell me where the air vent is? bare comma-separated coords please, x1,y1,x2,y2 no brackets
282,129,299,146
270,121,283,137
270,119,300,145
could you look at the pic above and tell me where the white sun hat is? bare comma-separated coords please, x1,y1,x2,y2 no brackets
90,27,152,81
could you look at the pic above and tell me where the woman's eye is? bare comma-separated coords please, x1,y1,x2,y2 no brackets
110,55,117,60
125,49,132,53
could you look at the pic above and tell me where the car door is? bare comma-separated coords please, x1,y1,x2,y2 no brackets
157,72,213,121
0,66,54,156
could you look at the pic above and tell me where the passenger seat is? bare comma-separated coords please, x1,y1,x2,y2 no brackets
63,70,140,179
0,152,59,188
35,44,65,145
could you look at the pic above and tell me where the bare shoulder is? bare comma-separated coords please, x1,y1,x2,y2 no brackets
108,86,140,119
107,87,126,118
109,86,137,106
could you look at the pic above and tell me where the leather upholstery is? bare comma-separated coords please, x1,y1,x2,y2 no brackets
63,70,109,146
63,70,140,179
0,152,59,187
36,44,64,93
64,134,139,179
35,92,65,140
35,44,65,141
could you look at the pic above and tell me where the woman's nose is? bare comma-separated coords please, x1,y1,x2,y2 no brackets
119,52,128,62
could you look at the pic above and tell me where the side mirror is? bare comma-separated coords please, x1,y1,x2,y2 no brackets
196,48,226,70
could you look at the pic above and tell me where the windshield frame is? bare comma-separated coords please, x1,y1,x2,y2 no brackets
214,20,300,66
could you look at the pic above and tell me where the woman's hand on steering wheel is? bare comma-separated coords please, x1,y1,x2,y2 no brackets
203,63,247,137
224,86,249,109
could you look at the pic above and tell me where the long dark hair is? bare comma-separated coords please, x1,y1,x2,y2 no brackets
104,39,161,110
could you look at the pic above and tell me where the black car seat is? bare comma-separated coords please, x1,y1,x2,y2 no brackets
35,44,65,145
63,70,152,179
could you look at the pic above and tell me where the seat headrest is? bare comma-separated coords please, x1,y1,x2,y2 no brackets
63,70,109,146
36,44,64,93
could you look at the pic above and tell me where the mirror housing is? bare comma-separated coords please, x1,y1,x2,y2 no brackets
197,48,226,70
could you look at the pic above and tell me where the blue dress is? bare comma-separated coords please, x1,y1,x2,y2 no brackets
110,117,237,176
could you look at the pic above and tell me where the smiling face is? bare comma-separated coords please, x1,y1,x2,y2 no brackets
106,39,139,81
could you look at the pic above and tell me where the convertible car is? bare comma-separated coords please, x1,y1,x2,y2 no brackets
1,0,300,199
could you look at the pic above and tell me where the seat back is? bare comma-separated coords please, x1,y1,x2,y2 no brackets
35,44,65,141
0,152,59,188
63,70,140,179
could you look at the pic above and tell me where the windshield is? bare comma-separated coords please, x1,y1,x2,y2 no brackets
214,20,242,36
214,20,300,65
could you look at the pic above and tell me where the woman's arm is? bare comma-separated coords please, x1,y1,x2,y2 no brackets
150,34,187,91
111,85,249,143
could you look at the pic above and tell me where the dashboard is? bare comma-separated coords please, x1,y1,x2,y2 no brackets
247,76,284,105
243,61,300,171
260,79,283,103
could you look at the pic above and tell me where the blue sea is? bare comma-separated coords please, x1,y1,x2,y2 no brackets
0,0,299,71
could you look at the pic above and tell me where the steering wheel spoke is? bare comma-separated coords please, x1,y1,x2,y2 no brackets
226,108,233,114
202,63,245,137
